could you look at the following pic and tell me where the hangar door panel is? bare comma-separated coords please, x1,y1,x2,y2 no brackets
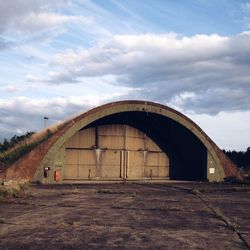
101,150,121,178
64,125,169,180
127,151,144,178
144,152,169,178
64,150,78,179
99,125,124,151
64,149,96,179
78,150,96,179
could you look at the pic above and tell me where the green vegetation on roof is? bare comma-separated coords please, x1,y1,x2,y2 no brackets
0,130,52,172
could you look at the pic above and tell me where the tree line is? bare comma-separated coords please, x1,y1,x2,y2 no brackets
0,132,34,152
223,147,250,170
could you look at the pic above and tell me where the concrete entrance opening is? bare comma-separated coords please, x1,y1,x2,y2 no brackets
81,111,207,181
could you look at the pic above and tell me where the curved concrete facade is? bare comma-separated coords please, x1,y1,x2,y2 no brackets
0,100,240,183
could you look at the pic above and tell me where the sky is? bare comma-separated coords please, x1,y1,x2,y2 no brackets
0,0,250,151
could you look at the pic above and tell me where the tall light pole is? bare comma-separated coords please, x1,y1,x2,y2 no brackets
44,117,49,128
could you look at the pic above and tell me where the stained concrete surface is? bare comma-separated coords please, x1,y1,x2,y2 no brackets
0,182,250,249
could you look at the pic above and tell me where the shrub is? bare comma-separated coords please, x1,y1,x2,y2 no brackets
224,176,243,184
0,181,29,200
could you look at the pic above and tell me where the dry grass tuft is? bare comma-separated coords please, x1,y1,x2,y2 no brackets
0,180,29,200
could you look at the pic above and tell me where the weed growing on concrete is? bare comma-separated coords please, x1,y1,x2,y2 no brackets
0,181,29,200
72,188,79,194
97,189,113,194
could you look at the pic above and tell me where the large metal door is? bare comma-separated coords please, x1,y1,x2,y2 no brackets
64,124,169,180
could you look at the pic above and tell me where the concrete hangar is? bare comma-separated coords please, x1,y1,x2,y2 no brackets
0,100,240,183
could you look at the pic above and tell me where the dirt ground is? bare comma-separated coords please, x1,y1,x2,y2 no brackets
0,182,250,249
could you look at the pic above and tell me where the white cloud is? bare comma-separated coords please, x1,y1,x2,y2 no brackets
46,32,250,114
10,12,81,34
167,92,197,109
4,85,19,93
51,49,90,67
0,0,89,40
26,74,41,82
48,71,78,83
0,95,101,118
0,96,91,141
0,92,127,141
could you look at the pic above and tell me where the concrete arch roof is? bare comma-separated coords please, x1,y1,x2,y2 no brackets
0,100,240,181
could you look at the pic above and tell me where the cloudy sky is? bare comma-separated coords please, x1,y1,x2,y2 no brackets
0,0,250,150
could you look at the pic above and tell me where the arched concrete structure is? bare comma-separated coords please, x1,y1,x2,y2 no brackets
0,100,240,183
